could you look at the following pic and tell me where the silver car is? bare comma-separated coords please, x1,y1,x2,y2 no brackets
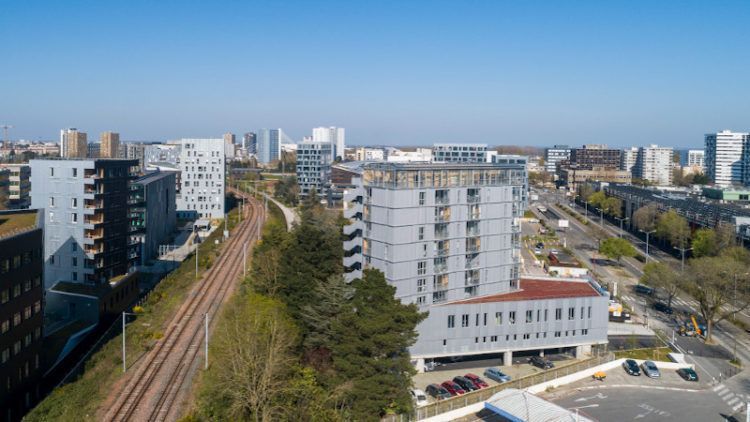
641,360,660,378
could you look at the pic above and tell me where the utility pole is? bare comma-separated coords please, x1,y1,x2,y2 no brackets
640,229,655,262
195,241,199,279
243,241,248,277
122,312,136,372
615,217,629,238
673,245,692,273
205,313,209,370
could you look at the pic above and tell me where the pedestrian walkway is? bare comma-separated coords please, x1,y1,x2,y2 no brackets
712,383,747,413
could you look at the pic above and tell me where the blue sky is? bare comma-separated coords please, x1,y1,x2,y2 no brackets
2,1,749,147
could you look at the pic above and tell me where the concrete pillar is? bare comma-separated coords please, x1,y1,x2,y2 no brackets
414,357,425,373
575,344,592,358
539,349,545,357
503,351,513,367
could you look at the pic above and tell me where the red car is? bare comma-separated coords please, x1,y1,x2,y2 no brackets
440,380,465,396
464,373,489,389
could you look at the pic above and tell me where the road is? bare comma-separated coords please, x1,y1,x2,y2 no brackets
532,189,750,371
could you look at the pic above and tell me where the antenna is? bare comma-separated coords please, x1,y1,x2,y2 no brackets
0,125,13,143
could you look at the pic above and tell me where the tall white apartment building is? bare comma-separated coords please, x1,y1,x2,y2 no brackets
687,149,705,168
256,129,282,164
296,140,332,197
343,161,608,368
633,145,673,185
705,130,749,186
620,147,639,173
176,138,225,219
544,145,571,173
433,144,488,163
312,127,345,160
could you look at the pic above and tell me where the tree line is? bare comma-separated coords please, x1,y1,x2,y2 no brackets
193,191,425,421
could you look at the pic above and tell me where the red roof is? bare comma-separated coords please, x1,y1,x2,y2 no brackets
447,279,600,305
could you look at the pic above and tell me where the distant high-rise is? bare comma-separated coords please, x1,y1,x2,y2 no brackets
620,147,638,173
705,130,749,186
433,144,488,163
633,145,673,185
570,145,621,170
687,149,705,169
61,128,87,158
544,145,571,173
242,132,257,154
297,140,332,197
312,127,345,160
100,132,120,158
256,129,282,164
176,138,225,219
223,132,236,145
223,133,236,159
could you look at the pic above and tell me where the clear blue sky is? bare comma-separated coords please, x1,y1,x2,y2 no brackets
2,1,749,147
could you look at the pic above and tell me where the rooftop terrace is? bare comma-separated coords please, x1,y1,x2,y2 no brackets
0,210,38,239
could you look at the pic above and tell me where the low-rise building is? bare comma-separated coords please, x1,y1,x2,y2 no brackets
433,144,488,163
557,166,631,191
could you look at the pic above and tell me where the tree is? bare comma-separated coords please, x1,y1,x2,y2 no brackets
0,190,7,211
691,172,709,185
602,197,622,218
640,262,681,308
299,274,354,358
577,184,595,202
249,218,290,296
632,204,658,232
274,176,300,206
691,228,718,258
598,237,636,264
684,252,750,343
329,269,427,419
656,210,690,248
587,191,606,209
198,293,300,421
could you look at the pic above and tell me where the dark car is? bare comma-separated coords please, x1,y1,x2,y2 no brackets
453,376,478,392
634,284,654,296
464,373,489,389
623,359,641,376
653,301,673,315
535,242,545,249
529,356,554,369
425,383,452,400
677,367,699,382
440,380,465,396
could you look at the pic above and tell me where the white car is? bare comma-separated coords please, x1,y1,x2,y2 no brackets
411,389,428,407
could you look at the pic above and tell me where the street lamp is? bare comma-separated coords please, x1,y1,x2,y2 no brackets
122,311,137,372
595,208,604,227
639,229,656,263
614,216,629,238
673,245,693,273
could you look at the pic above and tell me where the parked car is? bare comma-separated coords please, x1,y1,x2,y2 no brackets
534,247,543,255
535,242,545,249
410,389,428,407
529,356,554,369
641,360,660,378
425,383,452,400
677,367,699,382
634,284,655,296
623,359,641,376
464,373,489,388
440,380,466,396
484,367,512,383
453,376,479,392
653,302,673,315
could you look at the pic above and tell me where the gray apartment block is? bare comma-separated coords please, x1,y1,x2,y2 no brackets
131,171,177,265
433,144,488,163
343,161,608,367
145,143,181,167
544,145,571,173
296,140,332,197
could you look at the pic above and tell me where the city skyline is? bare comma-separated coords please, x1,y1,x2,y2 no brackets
3,1,749,147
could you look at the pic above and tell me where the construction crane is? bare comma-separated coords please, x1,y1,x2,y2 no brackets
0,125,13,143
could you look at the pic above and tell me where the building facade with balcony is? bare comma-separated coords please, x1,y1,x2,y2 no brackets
0,164,31,209
342,161,609,368
130,171,177,266
433,144,489,163
0,210,44,420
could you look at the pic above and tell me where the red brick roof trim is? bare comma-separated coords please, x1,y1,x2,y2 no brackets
445,279,600,305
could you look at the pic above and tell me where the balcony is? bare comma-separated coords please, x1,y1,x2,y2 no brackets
85,215,104,225
467,226,480,237
343,254,362,269
435,207,451,223
468,212,481,221
435,247,450,257
467,195,481,203
434,262,448,273
435,196,450,205
85,229,103,240
434,224,449,240
466,243,480,253
465,254,480,269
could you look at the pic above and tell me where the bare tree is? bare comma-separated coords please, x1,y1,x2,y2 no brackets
632,204,658,232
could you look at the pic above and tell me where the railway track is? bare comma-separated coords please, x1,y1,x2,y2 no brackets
105,189,264,421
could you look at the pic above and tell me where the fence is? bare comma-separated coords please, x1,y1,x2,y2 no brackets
383,352,615,422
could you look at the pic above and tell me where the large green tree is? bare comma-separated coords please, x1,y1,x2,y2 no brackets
640,262,681,308
329,269,426,420
656,209,691,249
632,204,659,232
598,237,636,264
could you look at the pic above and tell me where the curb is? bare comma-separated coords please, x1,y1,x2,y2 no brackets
571,384,702,393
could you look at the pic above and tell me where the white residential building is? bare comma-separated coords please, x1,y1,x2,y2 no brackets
620,147,639,173
544,145,571,173
312,127,345,160
433,144,488,163
386,148,433,163
633,145,673,185
296,140,333,197
687,149,705,169
705,130,749,186
354,147,385,161
176,138,225,219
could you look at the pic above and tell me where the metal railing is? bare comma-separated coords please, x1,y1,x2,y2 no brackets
382,352,615,421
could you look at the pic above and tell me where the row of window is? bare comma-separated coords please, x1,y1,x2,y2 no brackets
439,329,592,347
0,250,39,274
1,302,42,335
1,354,39,396
448,307,593,328
0,277,41,304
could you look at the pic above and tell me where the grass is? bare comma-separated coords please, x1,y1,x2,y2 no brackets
614,347,672,361
0,210,37,238
26,204,243,422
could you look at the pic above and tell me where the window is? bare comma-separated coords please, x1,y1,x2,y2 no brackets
475,314,479,326
555,308,562,320
1,349,8,364
523,333,530,340
72,168,78,177
483,313,487,326
416,296,426,305
536,333,540,338
72,257,78,267
418,226,424,240
461,314,469,327
537,309,541,322
71,198,78,208
418,191,425,205
509,311,516,324
72,272,78,281
571,330,576,336
49,211,54,222
33,277,40,288
448,315,455,328
568,307,575,320
49,167,54,177
13,284,20,298
443,339,447,346
417,261,426,275
1,320,8,333
588,306,592,319
491,335,498,342
23,279,31,292
565,330,569,336
23,306,31,319
495,312,502,325
1,289,8,304
582,329,589,335
513,334,517,340
554,331,561,337
49,197,55,207
13,313,21,326
33,301,41,314
13,341,21,355
581,307,585,320
526,310,533,323
544,309,548,321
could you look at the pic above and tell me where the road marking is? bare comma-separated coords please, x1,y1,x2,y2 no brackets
719,390,733,399
568,404,600,410
574,393,607,402
726,397,739,406
733,403,744,412
713,384,726,392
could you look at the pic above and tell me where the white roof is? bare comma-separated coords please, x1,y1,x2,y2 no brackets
484,389,594,422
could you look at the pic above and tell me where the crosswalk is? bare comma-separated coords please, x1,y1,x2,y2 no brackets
713,383,748,413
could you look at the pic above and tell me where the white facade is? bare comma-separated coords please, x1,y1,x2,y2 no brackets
620,147,638,173
386,148,432,163
544,145,571,173
634,145,673,185
296,140,332,197
705,130,749,187
312,126,345,160
354,147,385,161
176,138,225,219
687,149,705,168
433,144,488,163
